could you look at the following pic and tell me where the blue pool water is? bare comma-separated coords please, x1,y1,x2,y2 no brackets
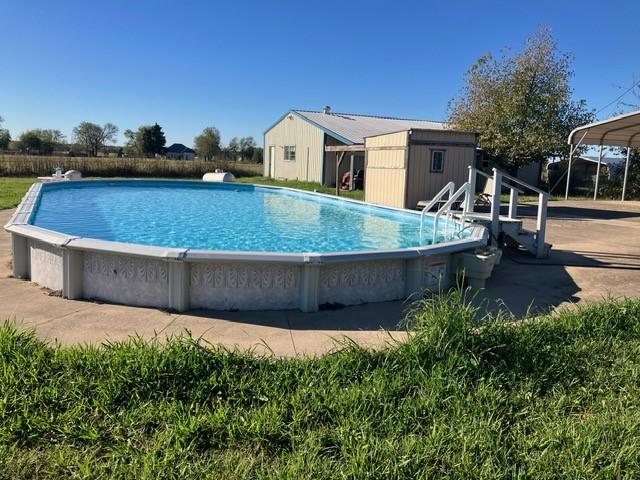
31,181,465,253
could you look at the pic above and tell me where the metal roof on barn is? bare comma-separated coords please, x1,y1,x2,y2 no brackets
291,110,449,145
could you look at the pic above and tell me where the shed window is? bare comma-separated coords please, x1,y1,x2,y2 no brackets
431,150,445,172
284,145,296,161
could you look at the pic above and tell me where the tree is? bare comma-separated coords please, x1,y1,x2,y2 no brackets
239,137,257,161
124,123,166,156
123,129,138,153
17,129,64,155
72,121,118,156
194,127,221,160
17,131,41,153
251,147,264,163
0,116,10,151
227,137,240,158
448,28,594,172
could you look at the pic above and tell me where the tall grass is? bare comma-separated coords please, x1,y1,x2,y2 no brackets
1,294,640,478
0,154,263,179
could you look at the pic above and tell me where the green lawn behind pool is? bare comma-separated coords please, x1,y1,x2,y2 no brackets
0,178,36,210
0,176,363,211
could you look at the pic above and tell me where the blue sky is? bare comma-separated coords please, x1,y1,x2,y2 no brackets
1,0,639,147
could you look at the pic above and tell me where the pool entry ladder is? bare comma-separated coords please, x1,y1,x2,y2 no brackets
419,181,472,244
466,167,551,258
421,167,551,258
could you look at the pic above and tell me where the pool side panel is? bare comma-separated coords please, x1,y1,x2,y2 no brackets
82,251,171,308
29,240,64,292
188,262,302,311
318,260,407,306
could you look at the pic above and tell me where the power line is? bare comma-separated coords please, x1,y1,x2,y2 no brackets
595,78,640,117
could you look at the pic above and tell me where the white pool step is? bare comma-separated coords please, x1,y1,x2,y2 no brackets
451,211,552,257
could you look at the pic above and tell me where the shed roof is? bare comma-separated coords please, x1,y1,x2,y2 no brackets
271,110,448,145
568,109,640,148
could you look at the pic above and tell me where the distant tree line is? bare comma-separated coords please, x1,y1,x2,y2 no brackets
0,118,263,163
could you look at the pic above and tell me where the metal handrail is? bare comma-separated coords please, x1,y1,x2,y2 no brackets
494,169,549,197
432,182,470,244
419,181,454,238
472,167,524,194
467,167,550,258
475,168,492,179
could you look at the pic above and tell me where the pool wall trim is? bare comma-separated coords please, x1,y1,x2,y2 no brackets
6,179,488,312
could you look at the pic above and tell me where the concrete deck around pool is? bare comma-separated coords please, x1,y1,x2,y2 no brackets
2,200,640,356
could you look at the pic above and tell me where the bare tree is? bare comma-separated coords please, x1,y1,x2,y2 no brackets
73,122,118,157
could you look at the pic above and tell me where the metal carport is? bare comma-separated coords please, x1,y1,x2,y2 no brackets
566,109,640,201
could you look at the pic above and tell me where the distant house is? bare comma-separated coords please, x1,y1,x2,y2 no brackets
166,143,195,160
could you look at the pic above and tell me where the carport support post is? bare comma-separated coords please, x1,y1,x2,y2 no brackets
622,147,631,201
593,145,604,201
565,144,574,200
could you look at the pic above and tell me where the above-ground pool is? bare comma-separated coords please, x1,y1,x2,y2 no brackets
6,180,487,312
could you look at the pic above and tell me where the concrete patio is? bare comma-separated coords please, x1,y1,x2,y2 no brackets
2,200,640,356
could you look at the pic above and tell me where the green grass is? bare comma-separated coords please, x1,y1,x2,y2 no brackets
2,293,640,478
0,176,363,212
0,178,36,209
236,176,365,200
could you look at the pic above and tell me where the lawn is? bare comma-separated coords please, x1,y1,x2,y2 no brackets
236,176,364,200
0,176,363,211
2,293,640,478
0,178,36,210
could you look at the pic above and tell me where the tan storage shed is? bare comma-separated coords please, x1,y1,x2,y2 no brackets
364,128,478,209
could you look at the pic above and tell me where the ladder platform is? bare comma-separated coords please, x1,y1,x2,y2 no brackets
450,211,523,224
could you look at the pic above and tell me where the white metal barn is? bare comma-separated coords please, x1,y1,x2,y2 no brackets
263,108,478,208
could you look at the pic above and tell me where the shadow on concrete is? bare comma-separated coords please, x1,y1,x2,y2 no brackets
185,300,407,332
477,247,582,318
478,241,640,317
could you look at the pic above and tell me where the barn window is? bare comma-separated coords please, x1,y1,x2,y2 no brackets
284,145,296,161
431,150,445,172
